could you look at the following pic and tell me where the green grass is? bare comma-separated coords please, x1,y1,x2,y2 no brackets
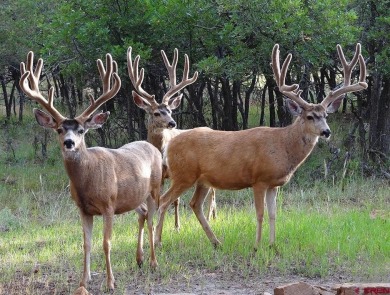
0,179,389,294
0,111,389,294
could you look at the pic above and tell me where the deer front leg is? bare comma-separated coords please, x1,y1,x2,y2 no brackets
266,187,278,245
156,183,189,247
79,213,93,288
190,184,221,248
102,211,115,290
252,183,268,251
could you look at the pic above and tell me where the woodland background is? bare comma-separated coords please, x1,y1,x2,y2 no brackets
0,0,389,175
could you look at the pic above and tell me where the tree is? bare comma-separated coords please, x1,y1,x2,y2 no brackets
357,0,390,162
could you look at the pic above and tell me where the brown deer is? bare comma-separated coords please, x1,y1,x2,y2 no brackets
19,52,162,290
155,43,367,250
127,47,217,227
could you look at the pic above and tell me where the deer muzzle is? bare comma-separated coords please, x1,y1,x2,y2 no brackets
167,121,176,129
63,139,75,149
321,129,331,138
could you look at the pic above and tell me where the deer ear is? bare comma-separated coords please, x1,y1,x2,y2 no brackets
168,94,183,110
85,111,110,129
286,99,302,116
34,108,57,129
132,91,152,110
326,95,344,113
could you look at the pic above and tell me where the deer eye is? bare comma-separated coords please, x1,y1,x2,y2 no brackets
57,128,63,134
307,115,314,120
78,129,84,134
154,112,161,117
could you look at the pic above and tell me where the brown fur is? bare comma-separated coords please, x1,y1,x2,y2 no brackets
155,43,367,250
20,52,163,291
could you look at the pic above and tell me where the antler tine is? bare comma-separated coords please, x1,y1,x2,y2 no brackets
271,44,311,108
321,43,368,108
76,53,121,121
19,51,66,123
127,47,156,103
161,48,199,104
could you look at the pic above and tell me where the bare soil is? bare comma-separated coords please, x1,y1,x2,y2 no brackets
1,267,346,295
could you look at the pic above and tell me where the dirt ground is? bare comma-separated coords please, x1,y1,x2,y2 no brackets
1,268,345,295
123,270,341,295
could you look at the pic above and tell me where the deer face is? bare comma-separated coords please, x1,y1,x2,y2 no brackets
132,92,179,129
34,108,109,155
286,100,331,139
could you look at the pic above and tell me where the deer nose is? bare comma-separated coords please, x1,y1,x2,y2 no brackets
321,129,331,138
167,121,176,128
63,139,75,149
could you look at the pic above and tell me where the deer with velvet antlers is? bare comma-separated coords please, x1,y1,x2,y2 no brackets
127,47,217,226
155,43,368,250
20,52,162,290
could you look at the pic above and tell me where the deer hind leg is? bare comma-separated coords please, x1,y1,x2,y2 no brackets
146,194,158,269
266,187,278,245
190,184,221,248
136,205,147,267
252,183,268,251
173,198,180,230
79,212,93,288
155,181,192,247
206,188,217,221
102,210,115,290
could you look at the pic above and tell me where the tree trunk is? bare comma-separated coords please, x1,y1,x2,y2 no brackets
0,75,11,120
377,77,390,156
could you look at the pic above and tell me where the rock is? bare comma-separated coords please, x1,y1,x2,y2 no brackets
335,283,390,295
274,281,335,295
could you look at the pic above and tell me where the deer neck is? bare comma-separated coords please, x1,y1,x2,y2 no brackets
147,124,183,152
285,117,319,168
61,142,93,184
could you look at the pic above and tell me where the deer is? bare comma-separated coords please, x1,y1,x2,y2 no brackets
19,52,163,290
154,43,367,250
127,47,217,227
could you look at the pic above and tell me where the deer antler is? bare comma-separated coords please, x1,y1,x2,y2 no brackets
20,51,66,123
76,53,121,121
161,48,198,104
127,47,157,104
271,44,311,109
321,43,367,108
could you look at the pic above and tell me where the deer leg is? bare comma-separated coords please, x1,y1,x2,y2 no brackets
79,212,93,288
155,183,190,247
146,195,158,269
252,183,268,251
102,211,115,290
206,188,217,221
266,187,278,245
136,210,146,267
190,184,221,248
173,198,180,230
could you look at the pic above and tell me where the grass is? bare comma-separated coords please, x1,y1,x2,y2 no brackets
0,179,389,294
0,111,389,294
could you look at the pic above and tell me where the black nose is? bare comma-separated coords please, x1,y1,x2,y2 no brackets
64,139,75,149
167,121,176,128
322,129,331,138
